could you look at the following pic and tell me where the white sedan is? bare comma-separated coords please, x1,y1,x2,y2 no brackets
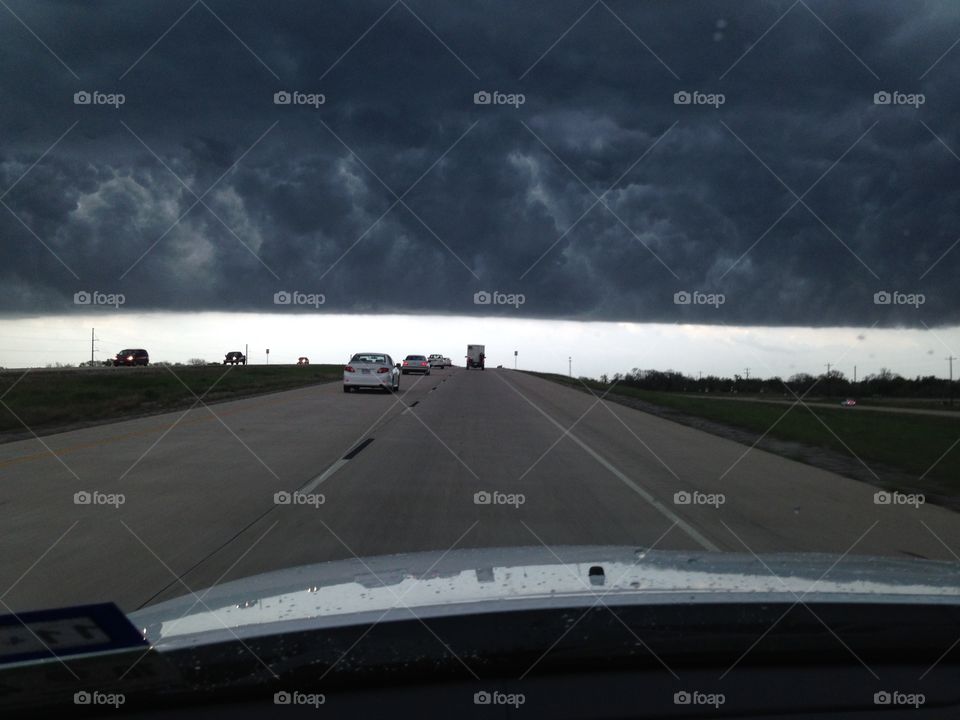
343,353,400,393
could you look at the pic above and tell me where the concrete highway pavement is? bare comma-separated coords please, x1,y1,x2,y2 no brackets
1,368,958,614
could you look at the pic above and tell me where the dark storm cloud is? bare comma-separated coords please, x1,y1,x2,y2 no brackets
1,0,959,325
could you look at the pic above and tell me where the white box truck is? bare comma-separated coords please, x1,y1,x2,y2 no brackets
466,344,485,370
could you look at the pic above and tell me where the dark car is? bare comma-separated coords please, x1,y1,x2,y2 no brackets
224,351,246,366
113,348,149,366
297,357,309,366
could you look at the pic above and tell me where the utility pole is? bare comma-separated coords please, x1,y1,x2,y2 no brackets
853,365,857,383
948,356,957,407
91,328,95,363
514,350,517,370
698,370,703,381
744,368,750,380
568,357,572,378
825,362,832,375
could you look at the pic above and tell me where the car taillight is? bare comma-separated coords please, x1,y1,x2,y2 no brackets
402,361,408,365
421,362,428,366
377,367,389,373
344,366,355,372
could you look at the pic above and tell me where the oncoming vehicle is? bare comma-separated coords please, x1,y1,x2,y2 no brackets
223,351,246,366
297,357,310,366
113,348,149,366
402,355,431,375
343,353,399,392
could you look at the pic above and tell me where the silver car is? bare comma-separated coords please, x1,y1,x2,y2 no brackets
343,353,400,393
402,355,431,375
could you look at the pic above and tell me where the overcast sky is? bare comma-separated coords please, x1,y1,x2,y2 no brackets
2,313,958,381
1,1,959,371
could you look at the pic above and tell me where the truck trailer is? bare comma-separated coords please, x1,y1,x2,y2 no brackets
466,344,485,370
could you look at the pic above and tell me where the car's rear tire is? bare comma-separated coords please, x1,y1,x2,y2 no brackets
343,385,351,393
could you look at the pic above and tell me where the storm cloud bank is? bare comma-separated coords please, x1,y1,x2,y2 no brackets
1,0,958,326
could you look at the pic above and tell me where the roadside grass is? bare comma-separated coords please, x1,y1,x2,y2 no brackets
526,371,960,499
679,392,959,413
0,364,341,436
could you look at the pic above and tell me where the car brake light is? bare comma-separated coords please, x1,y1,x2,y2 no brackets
421,362,428,366
402,361,408,365
377,367,389,373
344,365,355,372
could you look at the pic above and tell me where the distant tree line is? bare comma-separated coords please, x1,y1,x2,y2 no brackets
595,368,958,399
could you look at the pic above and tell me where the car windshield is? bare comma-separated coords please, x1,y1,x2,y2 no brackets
2,1,960,712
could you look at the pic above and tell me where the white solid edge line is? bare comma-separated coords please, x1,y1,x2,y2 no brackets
505,377,720,552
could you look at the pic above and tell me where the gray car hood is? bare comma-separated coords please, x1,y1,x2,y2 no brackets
130,546,960,648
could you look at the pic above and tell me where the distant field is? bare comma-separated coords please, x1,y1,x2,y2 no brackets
527,371,960,502
0,364,341,437
691,392,959,413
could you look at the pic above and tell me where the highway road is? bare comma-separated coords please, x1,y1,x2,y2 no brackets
2,368,959,614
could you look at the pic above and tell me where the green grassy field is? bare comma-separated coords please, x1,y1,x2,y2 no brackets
527,371,960,499
0,364,341,436
681,392,959,413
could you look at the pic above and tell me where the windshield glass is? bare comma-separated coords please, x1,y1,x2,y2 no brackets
1,0,959,711
351,353,387,364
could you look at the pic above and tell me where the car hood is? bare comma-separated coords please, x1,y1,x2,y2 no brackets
130,545,960,649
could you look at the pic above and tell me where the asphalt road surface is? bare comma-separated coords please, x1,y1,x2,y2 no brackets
2,368,958,613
